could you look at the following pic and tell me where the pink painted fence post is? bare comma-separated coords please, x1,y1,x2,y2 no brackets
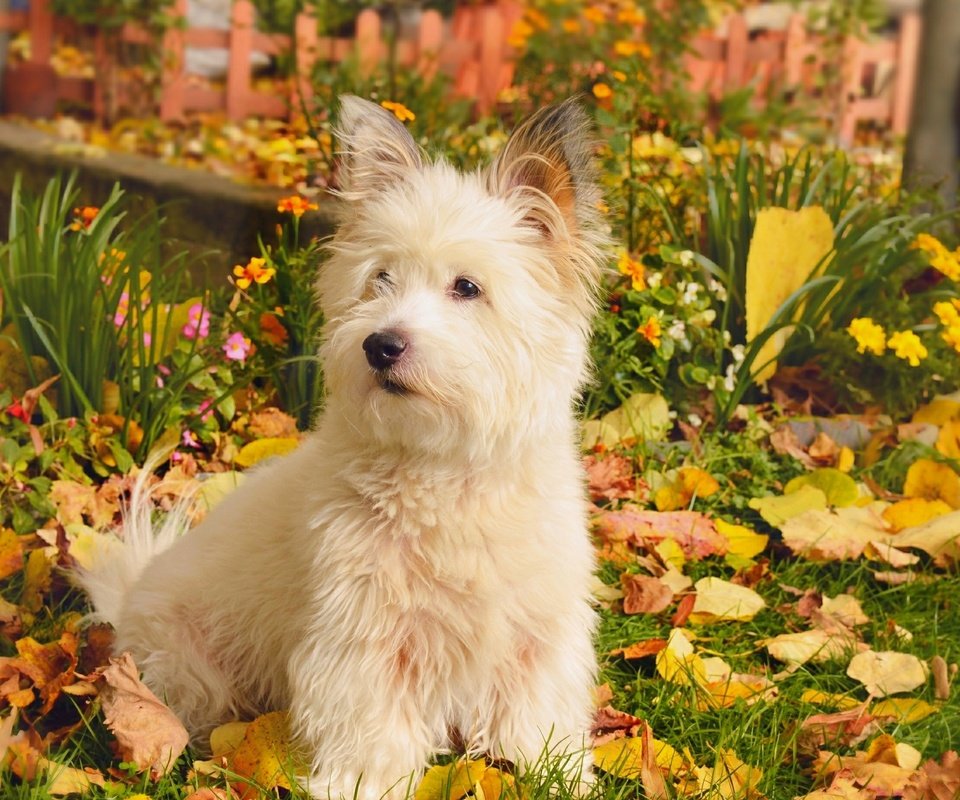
28,0,52,65
160,0,188,122
784,13,806,88
724,14,747,93
227,0,255,120
838,31,864,144
356,9,381,76
891,11,921,136
476,4,504,115
417,9,443,81
292,8,318,121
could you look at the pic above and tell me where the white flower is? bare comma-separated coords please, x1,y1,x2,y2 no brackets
730,344,746,364
690,309,716,327
687,413,703,427
682,281,701,304
647,271,663,289
678,250,696,268
667,319,687,341
723,330,731,344
723,363,736,393
708,278,727,302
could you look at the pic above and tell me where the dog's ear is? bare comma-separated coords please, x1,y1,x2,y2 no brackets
335,95,422,201
486,97,600,242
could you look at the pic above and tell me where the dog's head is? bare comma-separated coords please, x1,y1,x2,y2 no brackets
318,95,608,458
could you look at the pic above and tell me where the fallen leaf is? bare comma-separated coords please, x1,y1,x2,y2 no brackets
49,480,119,529
37,757,108,796
890,509,960,565
779,504,889,561
798,705,878,753
21,549,54,613
584,453,637,502
912,397,960,426
871,697,938,724
935,419,960,458
592,729,686,777
696,749,764,800
750,485,828,526
655,628,706,686
903,459,960,509
820,594,869,627
903,751,960,800
415,759,486,800
639,722,670,800
609,638,668,660
770,425,817,468
654,467,719,511
800,690,861,710
229,711,302,799
794,769,874,799
715,519,768,564
0,528,24,581
233,437,300,469
13,632,78,713
245,408,299,439
600,393,672,444
592,705,644,743
621,573,674,614
99,652,189,778
785,469,859,508
846,650,928,697
764,629,863,669
697,672,777,710
210,720,250,758
882,498,952,532
689,577,765,623
595,509,725,559
814,735,920,795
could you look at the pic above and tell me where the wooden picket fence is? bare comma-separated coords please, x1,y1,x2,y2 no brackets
0,0,922,142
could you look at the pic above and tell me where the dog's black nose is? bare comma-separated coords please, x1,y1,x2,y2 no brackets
363,331,408,369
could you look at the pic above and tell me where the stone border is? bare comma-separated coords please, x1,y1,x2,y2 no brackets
0,119,337,283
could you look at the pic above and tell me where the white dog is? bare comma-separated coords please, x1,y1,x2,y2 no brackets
79,95,608,799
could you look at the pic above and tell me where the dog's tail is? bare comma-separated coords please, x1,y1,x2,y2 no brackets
74,457,192,626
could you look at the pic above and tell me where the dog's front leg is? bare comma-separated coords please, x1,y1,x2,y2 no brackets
288,640,436,800
484,621,597,793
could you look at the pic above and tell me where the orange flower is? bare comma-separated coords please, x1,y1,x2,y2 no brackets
233,256,276,290
638,316,661,347
277,195,318,217
69,206,99,232
380,100,415,123
592,83,612,100
259,311,289,346
583,5,606,24
562,19,581,33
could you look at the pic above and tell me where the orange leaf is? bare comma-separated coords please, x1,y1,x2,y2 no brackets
229,711,300,799
0,528,23,581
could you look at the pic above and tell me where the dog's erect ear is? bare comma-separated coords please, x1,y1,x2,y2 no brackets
335,95,422,201
487,97,600,241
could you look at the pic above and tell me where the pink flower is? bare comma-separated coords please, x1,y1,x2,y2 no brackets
223,331,251,362
114,291,130,327
182,303,211,340
182,429,201,449
197,399,214,422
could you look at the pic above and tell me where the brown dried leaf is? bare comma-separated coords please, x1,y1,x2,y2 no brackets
620,574,674,615
846,650,928,697
584,454,637,502
229,710,301,799
592,705,644,744
770,425,817,468
902,751,960,800
245,407,299,439
48,480,118,529
798,705,878,754
99,652,189,778
609,638,668,660
595,509,725,560
0,528,24,581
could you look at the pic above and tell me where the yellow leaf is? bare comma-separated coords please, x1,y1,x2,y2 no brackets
936,419,960,458
903,458,960,509
234,437,300,468
715,519,768,561
837,446,855,473
912,397,960,426
890,508,960,563
870,697,938,724
655,467,719,511
689,577,765,623
209,721,249,758
881,498,952,532
593,735,686,778
820,593,869,626
745,206,834,382
763,629,861,668
474,766,519,800
229,711,302,799
0,527,24,581
415,759,487,800
21,548,54,613
654,538,686,570
799,689,861,710
197,471,245,512
846,650,928,697
600,393,671,445
655,628,706,686
749,485,827,526
581,419,620,450
38,757,108,796
696,673,777,710
785,468,859,507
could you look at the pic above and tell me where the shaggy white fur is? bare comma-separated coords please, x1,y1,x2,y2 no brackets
77,95,609,799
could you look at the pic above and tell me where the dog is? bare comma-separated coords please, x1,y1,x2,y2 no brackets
78,94,609,799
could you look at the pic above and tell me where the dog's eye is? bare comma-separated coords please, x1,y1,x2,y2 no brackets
452,277,481,299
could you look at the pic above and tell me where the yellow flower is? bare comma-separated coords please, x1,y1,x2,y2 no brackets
612,69,627,82
592,82,612,100
525,7,549,29
913,232,960,281
887,330,928,366
934,300,960,327
616,4,646,24
507,19,534,48
942,325,960,354
583,5,606,23
277,195,318,217
380,100,415,123
233,256,276,290
561,18,581,33
638,315,661,347
846,317,886,356
613,40,649,58
617,250,645,291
